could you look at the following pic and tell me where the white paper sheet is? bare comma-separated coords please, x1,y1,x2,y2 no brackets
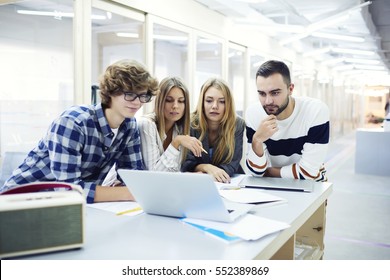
183,214,290,241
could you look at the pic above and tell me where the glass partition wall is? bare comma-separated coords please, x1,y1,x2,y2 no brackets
91,2,145,106
153,23,189,81
152,21,191,112
0,0,349,164
194,35,223,107
0,0,74,156
228,43,246,116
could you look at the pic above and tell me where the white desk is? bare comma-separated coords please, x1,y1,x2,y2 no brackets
16,180,332,260
355,128,390,177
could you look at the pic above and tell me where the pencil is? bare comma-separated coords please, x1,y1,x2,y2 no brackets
116,206,142,216
201,147,208,154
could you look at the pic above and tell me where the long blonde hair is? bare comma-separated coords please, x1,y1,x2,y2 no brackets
191,78,236,165
154,77,191,162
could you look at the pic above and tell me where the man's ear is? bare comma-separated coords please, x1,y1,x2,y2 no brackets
288,83,294,95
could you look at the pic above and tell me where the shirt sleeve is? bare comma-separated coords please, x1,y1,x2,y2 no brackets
138,118,181,172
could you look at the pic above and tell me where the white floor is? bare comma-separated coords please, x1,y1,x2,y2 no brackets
323,131,390,259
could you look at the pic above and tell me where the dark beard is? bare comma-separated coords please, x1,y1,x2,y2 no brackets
263,96,289,116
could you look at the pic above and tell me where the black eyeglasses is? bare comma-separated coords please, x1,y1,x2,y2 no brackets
123,91,153,103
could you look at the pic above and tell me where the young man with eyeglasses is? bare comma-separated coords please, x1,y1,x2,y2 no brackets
245,60,329,182
1,59,159,203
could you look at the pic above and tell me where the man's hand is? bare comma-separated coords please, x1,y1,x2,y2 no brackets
264,167,281,177
252,115,278,157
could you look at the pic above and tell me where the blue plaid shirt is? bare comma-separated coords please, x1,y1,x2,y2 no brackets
1,103,144,203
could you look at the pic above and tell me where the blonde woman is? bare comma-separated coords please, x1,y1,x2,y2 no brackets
181,78,245,183
138,77,204,171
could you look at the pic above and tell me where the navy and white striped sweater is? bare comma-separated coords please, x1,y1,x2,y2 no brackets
245,96,329,181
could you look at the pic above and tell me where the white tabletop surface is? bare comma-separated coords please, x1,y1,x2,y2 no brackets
17,180,332,260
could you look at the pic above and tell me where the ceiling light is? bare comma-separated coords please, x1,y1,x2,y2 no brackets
17,10,73,17
344,58,380,65
311,32,365,42
354,65,385,71
233,0,268,3
17,9,106,20
116,33,139,38
198,38,218,44
331,48,375,56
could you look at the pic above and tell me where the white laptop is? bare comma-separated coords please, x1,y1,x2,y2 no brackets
239,176,314,192
118,169,254,223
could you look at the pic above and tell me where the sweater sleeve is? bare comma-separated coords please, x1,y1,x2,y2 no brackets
280,102,329,181
245,104,269,176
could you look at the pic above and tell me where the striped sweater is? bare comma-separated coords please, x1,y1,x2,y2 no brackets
245,96,329,181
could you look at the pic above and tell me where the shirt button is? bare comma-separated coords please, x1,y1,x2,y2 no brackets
103,146,108,151
110,133,114,137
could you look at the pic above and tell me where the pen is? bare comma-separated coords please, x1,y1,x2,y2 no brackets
220,186,241,190
116,206,142,216
187,134,208,154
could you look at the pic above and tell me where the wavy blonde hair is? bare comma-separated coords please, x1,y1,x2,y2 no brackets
191,78,236,165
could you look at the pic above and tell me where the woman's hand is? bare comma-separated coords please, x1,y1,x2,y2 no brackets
173,135,204,157
196,164,231,183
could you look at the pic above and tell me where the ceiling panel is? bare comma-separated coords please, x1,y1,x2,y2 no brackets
194,0,390,81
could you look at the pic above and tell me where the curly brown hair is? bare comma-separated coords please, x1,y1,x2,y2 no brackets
99,59,159,107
